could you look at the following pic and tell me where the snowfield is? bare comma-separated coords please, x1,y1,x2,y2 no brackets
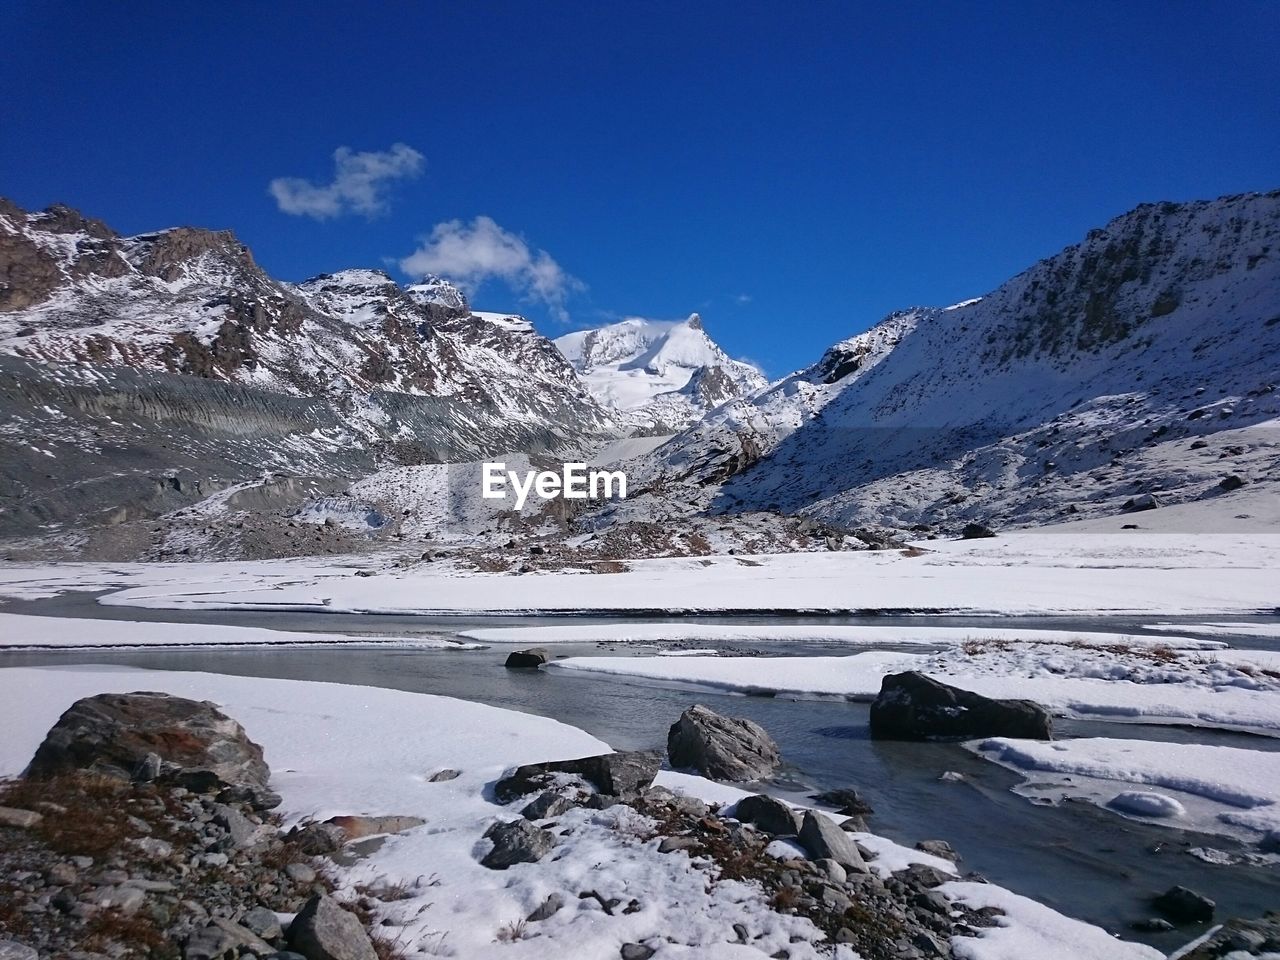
0,663,1163,960
3,529,1275,617
0,612,482,650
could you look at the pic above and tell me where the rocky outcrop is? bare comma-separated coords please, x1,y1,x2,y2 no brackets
1153,885,1215,924
494,750,662,803
869,672,1053,741
480,819,556,869
667,704,781,781
1173,913,1280,957
24,692,277,805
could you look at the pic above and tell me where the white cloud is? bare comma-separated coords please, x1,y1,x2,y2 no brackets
735,293,752,304
269,143,424,220
399,216,582,321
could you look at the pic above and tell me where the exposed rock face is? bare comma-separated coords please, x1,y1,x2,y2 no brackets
667,704,781,781
1174,913,1280,957
24,692,274,801
288,893,379,960
494,750,662,803
869,672,1053,741
480,818,556,869
504,648,550,668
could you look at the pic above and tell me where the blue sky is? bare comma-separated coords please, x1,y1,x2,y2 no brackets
3,2,1277,376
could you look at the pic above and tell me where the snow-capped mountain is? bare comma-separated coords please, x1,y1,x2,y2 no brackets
0,198,616,535
630,190,1280,532
555,314,766,434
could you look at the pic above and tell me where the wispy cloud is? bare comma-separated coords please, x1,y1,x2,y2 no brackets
269,144,424,219
399,216,582,321
735,293,752,304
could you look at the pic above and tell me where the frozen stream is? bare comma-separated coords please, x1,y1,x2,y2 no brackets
4,593,1280,952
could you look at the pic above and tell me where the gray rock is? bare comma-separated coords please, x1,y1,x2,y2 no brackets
870,672,1052,741
733,795,799,835
658,836,700,853
212,804,258,848
667,704,781,781
480,819,556,869
915,839,959,861
495,750,662,802
287,894,378,960
960,523,996,539
815,858,846,884
285,863,318,884
0,807,42,829
24,692,272,796
242,906,284,941
1130,918,1175,932
426,769,460,782
808,788,874,817
1153,885,1215,924
185,923,241,960
798,811,867,872
620,945,655,960
289,822,347,855
504,648,550,668
520,791,574,821
1219,474,1247,492
526,892,564,922
0,941,39,960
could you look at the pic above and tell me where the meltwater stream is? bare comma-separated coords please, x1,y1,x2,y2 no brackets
5,595,1280,953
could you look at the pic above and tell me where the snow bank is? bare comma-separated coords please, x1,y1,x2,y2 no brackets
0,612,481,651
975,737,1280,840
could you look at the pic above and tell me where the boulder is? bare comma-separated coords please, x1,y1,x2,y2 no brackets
481,818,556,869
1153,885,1215,924
504,648,550,668
494,750,661,803
0,807,42,829
520,791,575,821
187,918,273,960
809,788,874,817
915,839,959,862
1122,493,1161,512
733,795,799,835
288,893,378,960
960,523,996,539
798,811,867,872
1219,474,1247,492
24,692,272,798
526,892,565,922
870,672,1052,741
667,704,780,781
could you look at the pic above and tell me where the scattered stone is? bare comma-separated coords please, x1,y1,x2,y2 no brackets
495,750,662,802
289,822,348,855
0,942,38,960
667,704,781,781
870,671,1053,741
733,795,800,835
426,769,460,782
24,692,272,796
526,892,565,922
915,840,959,861
1153,885,1215,924
242,905,285,940
286,862,319,884
798,811,867,872
504,648,550,668
0,807,42,829
620,944,655,960
288,894,378,960
212,802,259,848
480,819,556,869
1219,474,1247,491
658,836,700,854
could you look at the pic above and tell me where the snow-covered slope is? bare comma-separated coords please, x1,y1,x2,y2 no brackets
633,190,1280,532
555,314,765,433
0,199,617,535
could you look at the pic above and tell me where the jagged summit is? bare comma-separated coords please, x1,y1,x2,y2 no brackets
405,274,469,313
555,313,765,433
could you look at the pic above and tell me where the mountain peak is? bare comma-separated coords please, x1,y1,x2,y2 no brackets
405,274,468,313
686,312,703,330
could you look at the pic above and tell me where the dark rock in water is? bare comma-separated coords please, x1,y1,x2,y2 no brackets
870,672,1052,741
798,811,867,872
504,648,550,668
481,819,556,869
733,794,799,835
494,750,661,802
1153,885,1215,924
288,893,378,960
667,704,780,781
960,523,996,539
809,787,874,817
1131,918,1175,932
24,692,272,796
